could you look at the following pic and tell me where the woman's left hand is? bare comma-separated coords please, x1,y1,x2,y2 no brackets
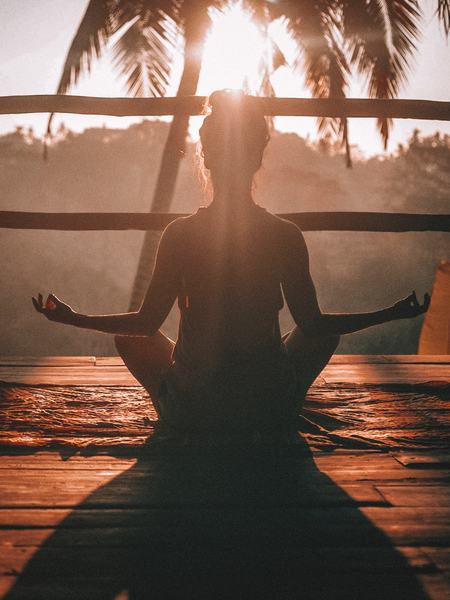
32,293,76,324
390,290,431,320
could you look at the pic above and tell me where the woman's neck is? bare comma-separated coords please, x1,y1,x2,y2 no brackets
210,173,255,210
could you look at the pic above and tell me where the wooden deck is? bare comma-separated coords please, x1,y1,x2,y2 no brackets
0,355,449,599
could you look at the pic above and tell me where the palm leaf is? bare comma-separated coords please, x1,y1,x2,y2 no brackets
112,13,178,97
278,2,352,164
343,0,421,148
55,0,114,95
44,0,113,153
436,0,450,35
45,0,183,156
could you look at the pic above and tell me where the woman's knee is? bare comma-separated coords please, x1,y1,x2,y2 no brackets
114,334,138,358
326,334,341,352
286,327,340,354
114,334,150,356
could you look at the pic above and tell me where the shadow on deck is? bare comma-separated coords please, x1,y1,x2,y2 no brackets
0,355,449,599
1,441,436,600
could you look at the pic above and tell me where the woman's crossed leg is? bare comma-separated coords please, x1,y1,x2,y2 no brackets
115,327,340,425
114,331,174,417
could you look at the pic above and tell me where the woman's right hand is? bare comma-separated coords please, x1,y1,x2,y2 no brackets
390,291,430,320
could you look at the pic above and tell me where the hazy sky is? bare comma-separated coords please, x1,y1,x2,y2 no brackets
1,0,450,156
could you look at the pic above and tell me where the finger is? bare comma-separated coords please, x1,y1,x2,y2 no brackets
423,292,431,311
46,295,57,310
403,292,414,304
49,293,62,305
32,297,43,312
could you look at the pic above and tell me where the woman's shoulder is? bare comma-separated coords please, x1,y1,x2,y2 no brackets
256,207,303,238
162,210,201,236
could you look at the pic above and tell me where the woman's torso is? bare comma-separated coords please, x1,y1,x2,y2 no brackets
172,203,286,371
159,203,299,428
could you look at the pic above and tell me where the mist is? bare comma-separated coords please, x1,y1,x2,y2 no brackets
1,121,448,355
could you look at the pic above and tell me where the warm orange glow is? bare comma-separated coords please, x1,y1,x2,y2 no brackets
198,4,266,95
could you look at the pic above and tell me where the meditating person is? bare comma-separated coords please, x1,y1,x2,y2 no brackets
32,89,430,441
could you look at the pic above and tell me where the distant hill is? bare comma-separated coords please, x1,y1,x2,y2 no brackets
0,121,448,355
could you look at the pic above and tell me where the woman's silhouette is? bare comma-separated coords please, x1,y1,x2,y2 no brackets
32,89,430,440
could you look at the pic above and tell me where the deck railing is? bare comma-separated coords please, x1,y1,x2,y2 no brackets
1,94,449,233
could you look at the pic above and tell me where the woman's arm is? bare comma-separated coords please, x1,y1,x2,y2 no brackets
302,292,429,337
32,220,184,336
280,222,430,338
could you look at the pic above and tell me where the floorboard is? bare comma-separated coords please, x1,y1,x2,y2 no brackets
0,355,448,599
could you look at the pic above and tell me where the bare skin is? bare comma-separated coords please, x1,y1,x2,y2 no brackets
32,113,430,417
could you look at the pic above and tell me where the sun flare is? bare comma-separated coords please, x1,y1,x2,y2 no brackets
198,4,267,95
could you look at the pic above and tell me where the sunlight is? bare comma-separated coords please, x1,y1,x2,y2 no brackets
198,3,266,95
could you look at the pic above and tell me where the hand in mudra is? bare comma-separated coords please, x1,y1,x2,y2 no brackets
391,291,430,320
32,293,75,324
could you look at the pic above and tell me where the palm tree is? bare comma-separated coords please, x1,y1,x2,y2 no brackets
49,0,449,309
47,0,284,309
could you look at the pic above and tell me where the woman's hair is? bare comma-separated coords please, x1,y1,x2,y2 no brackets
198,89,270,186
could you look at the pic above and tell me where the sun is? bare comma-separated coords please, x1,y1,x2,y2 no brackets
197,3,266,96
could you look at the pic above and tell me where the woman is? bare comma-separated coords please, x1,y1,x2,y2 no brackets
33,89,430,440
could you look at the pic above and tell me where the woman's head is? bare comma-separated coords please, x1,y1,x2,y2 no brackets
199,90,270,187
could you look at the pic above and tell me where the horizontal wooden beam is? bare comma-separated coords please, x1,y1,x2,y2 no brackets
0,211,448,232
1,95,450,120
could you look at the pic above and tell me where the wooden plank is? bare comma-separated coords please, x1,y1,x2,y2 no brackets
0,462,447,484
376,485,450,507
0,357,96,366
392,453,450,469
1,520,449,548
0,454,136,471
0,366,139,385
0,507,450,547
418,574,450,600
383,355,450,364
1,506,449,529
421,547,450,573
0,545,434,574
321,363,450,383
95,357,124,366
330,355,389,364
0,478,386,508
2,94,450,120
0,577,118,600
0,458,446,484
0,356,446,367
1,573,447,600
314,454,405,468
2,210,449,232
315,469,450,483
1,362,448,384
0,452,400,472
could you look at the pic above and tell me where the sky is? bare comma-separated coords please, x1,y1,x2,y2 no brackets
1,0,450,156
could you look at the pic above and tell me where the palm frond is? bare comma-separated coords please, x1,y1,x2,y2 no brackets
436,0,450,35
55,0,113,95
343,0,421,148
283,2,351,162
46,0,182,154
112,12,178,97
44,0,113,155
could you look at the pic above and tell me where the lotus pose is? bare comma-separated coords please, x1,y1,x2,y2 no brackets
33,90,430,439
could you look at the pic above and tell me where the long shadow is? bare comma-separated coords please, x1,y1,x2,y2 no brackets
4,439,431,600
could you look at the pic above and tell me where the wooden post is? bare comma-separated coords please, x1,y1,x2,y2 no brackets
0,211,449,232
1,95,450,121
